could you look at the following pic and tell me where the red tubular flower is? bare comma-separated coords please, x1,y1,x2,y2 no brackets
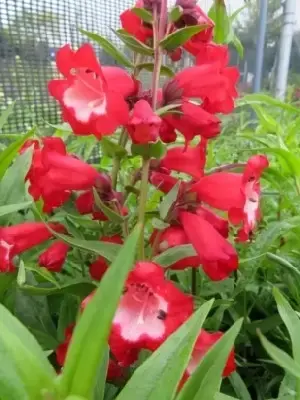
81,262,193,366
179,211,238,281
196,43,240,114
38,241,70,272
168,64,224,100
175,2,214,55
48,44,135,138
180,329,236,387
22,137,99,212
149,171,180,193
160,139,207,179
110,261,193,361
151,226,200,270
191,155,269,241
120,1,153,43
162,103,220,144
56,324,125,379
56,324,74,366
159,119,177,143
127,100,161,144
195,206,229,238
0,222,65,273
89,235,123,281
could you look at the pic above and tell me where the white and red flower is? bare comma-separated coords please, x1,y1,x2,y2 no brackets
82,261,193,366
48,44,135,138
191,155,269,241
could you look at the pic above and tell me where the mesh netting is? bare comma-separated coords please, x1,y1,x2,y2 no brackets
0,0,133,134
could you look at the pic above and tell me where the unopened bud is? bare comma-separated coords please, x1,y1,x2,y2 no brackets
175,0,197,9
143,0,162,11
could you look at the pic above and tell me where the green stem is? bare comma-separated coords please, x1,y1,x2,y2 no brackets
137,158,151,259
111,130,127,189
191,268,197,296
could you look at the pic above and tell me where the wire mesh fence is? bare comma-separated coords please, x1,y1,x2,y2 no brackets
0,0,134,134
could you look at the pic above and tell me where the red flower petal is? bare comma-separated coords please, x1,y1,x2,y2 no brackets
160,140,207,179
191,173,243,210
149,171,180,193
180,211,238,281
38,241,70,272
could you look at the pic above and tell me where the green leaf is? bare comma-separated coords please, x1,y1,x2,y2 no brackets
0,128,34,179
14,284,58,350
0,102,15,132
94,347,109,400
131,7,152,23
208,0,230,44
277,373,296,400
159,181,180,220
230,4,248,22
92,188,125,223
19,279,96,297
238,93,300,113
113,29,154,56
131,141,167,160
229,372,252,400
17,261,26,286
151,217,170,230
36,216,122,261
0,340,30,400
101,137,127,158
135,62,174,77
169,6,183,22
0,201,32,217
153,244,197,267
0,304,56,397
117,300,214,400
258,331,300,378
59,224,141,398
258,147,300,177
215,394,239,400
0,273,16,302
273,288,300,365
80,29,134,68
57,294,80,342
177,319,243,400
160,25,208,51
232,34,244,58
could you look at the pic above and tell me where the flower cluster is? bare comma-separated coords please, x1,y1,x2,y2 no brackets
0,0,269,390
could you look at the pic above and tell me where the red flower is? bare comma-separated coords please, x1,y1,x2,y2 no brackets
160,139,207,179
38,241,70,272
22,137,99,212
82,262,193,365
151,226,200,270
0,222,65,273
56,324,124,379
48,44,135,138
180,329,236,387
76,188,128,221
191,155,269,241
179,211,238,280
56,324,74,366
120,2,153,44
159,119,177,143
166,64,224,101
195,206,229,238
89,235,123,281
175,2,214,55
149,171,180,193
196,43,240,114
127,100,161,144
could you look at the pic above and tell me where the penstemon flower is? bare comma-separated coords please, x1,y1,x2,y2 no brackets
1,0,271,390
